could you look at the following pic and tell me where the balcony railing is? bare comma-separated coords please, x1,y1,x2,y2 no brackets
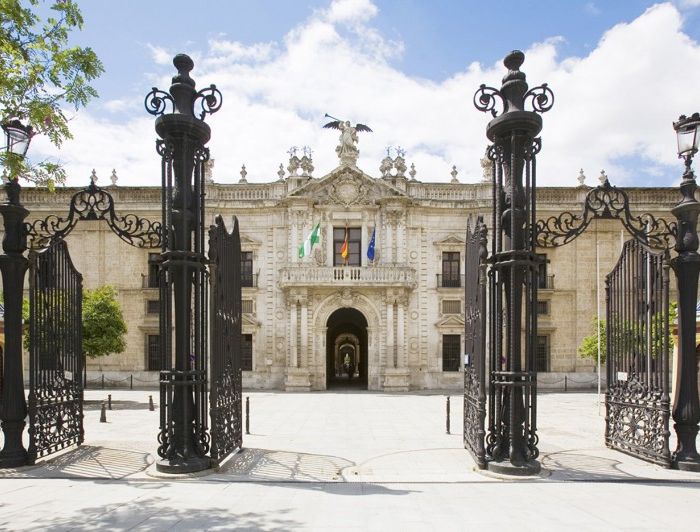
538,274,555,290
241,273,258,288
437,274,464,288
278,264,416,288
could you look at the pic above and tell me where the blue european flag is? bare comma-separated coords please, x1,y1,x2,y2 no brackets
367,227,376,262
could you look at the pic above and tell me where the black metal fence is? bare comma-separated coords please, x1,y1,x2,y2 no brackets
208,216,243,463
605,239,671,466
27,239,84,463
463,217,487,469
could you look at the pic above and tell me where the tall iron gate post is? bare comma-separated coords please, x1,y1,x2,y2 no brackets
146,54,222,473
474,50,553,475
0,179,30,467
669,113,700,471
209,216,243,463
605,240,671,466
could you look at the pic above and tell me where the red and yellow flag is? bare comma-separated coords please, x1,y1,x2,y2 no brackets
340,228,349,261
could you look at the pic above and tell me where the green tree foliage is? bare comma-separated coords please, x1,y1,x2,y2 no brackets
0,0,104,186
578,303,677,366
82,285,127,359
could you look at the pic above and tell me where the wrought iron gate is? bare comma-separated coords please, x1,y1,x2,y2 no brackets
605,239,671,466
208,215,243,463
464,217,487,468
27,239,84,463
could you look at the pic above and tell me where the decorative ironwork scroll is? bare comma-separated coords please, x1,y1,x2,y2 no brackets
25,179,162,249
208,215,243,463
463,216,487,469
605,239,671,467
27,239,84,463
536,178,676,250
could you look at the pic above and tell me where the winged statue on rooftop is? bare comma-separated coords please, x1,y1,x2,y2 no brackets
323,114,372,165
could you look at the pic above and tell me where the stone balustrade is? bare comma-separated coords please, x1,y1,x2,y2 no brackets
278,264,417,288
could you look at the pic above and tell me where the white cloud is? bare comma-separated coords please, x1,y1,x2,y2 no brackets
147,44,172,66
28,1,700,189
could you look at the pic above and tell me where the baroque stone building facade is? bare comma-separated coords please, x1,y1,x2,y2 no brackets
15,154,680,391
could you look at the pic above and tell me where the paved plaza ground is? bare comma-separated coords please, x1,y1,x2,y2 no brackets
0,390,698,530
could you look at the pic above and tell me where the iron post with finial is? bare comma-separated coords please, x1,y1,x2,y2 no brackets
474,50,554,475
145,53,222,474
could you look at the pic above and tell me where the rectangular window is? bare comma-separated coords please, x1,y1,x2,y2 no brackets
536,335,550,372
146,300,160,314
146,334,161,371
442,252,461,287
442,300,462,314
442,334,461,372
242,334,253,371
536,253,549,289
147,253,160,288
242,299,253,314
241,251,254,287
536,301,549,315
333,227,361,266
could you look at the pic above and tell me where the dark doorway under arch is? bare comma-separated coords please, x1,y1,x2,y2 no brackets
326,308,368,390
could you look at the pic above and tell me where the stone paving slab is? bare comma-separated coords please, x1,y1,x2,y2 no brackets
0,390,698,530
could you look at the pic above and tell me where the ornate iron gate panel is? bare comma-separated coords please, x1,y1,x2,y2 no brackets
27,239,83,463
605,239,671,467
208,215,243,463
464,217,488,468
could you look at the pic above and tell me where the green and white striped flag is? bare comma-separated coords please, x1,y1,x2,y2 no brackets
298,222,321,259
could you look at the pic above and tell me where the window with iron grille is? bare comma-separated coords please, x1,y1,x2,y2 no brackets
536,301,549,315
442,252,460,287
241,251,254,287
442,300,462,314
333,227,361,266
536,335,550,372
146,300,159,314
442,334,461,371
146,334,161,371
242,334,253,371
242,299,253,314
147,253,160,288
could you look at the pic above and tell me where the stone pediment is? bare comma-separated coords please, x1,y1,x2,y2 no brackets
240,234,261,248
287,165,406,206
435,315,465,328
433,234,466,248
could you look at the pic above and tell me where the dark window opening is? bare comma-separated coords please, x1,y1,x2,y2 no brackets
442,334,461,372
146,334,161,371
147,253,160,288
146,300,159,314
241,251,254,287
242,334,253,371
442,252,461,287
333,227,361,266
536,335,550,372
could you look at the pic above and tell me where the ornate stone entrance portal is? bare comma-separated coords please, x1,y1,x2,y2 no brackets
326,308,368,389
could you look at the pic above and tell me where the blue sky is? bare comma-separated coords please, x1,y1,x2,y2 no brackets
29,0,700,187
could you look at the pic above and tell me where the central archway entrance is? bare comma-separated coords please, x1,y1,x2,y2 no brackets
326,308,368,390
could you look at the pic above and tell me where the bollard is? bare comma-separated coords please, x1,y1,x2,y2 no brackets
149,395,155,411
100,402,107,423
446,396,451,434
564,375,568,392
108,394,112,410
245,396,250,435
130,375,133,390
101,374,105,389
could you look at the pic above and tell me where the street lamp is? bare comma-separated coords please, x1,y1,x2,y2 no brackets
0,118,32,467
2,119,34,159
670,112,700,472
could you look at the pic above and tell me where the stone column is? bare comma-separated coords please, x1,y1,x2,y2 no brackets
385,292,394,368
299,293,308,368
290,297,298,368
396,293,406,368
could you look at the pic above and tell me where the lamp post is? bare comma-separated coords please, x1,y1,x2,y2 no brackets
671,112,700,471
145,54,221,473
0,119,33,467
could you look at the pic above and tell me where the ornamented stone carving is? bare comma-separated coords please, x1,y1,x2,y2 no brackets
336,288,358,307
327,172,372,206
313,246,326,266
